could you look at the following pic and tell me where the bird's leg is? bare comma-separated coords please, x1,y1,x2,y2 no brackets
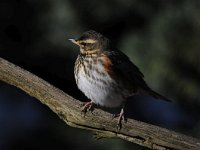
81,101,94,113
113,105,126,130
117,107,125,130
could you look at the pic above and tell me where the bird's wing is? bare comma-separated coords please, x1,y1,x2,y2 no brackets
101,50,150,93
101,50,171,101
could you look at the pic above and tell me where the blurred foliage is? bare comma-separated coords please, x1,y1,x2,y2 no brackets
1,0,200,150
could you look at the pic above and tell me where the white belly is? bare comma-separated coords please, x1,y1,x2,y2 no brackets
75,61,125,108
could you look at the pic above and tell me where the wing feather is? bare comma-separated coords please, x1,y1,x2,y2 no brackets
102,50,171,101
102,50,149,93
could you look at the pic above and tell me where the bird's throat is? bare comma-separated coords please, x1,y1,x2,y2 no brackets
80,49,100,55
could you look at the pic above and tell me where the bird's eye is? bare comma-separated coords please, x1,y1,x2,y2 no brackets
81,42,86,46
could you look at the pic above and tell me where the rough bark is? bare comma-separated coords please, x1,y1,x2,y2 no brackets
0,57,199,150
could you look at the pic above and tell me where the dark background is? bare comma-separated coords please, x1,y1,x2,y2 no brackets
0,0,200,150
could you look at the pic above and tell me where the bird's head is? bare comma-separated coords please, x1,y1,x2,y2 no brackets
69,30,109,55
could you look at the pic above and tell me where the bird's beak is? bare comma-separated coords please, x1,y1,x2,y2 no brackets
68,39,79,46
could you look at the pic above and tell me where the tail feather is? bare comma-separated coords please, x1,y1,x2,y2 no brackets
138,88,171,102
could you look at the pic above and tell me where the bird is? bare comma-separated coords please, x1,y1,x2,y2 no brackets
69,30,170,128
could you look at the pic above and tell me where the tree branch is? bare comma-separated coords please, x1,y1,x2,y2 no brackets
0,57,199,150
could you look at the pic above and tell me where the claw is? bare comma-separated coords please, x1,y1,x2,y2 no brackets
81,101,94,114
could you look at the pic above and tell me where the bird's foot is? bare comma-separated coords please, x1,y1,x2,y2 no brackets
113,108,126,130
81,101,94,114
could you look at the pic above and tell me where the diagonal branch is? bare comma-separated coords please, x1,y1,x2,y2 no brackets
0,57,199,150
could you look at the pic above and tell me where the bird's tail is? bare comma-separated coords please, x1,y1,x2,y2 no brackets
138,88,171,102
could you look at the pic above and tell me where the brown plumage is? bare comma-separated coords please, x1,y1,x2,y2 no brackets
70,30,170,128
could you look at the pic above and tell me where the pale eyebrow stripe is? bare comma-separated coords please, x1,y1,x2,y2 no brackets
80,39,96,43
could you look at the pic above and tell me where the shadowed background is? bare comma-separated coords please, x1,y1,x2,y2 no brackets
0,0,200,150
